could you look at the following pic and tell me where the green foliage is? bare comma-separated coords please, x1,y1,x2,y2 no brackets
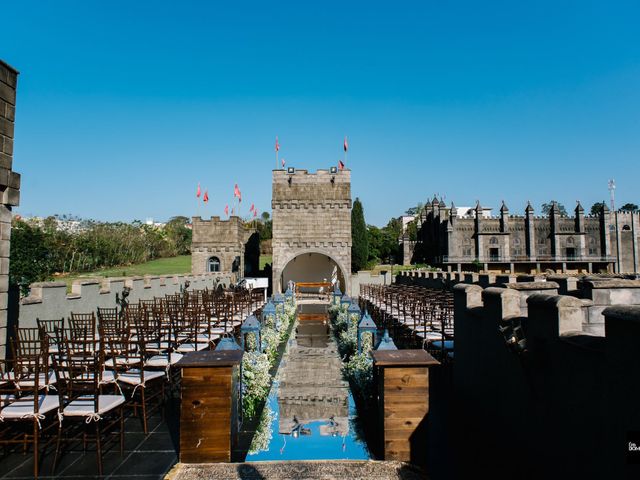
367,217,402,265
251,216,272,240
404,202,424,216
406,219,418,241
164,216,192,255
541,201,568,216
9,220,52,294
9,216,194,294
351,198,369,272
620,203,639,212
590,202,605,216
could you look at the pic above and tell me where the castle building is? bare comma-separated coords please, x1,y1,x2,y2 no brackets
271,168,352,294
190,216,259,279
412,196,639,274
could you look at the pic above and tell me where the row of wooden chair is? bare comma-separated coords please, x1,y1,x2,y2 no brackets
0,287,265,477
360,283,454,362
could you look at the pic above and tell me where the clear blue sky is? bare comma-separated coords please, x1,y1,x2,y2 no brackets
3,1,639,225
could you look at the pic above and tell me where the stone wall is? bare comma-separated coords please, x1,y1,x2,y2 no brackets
452,285,640,479
414,198,622,274
350,270,392,298
396,269,640,335
0,61,20,359
191,216,254,278
271,168,352,293
15,272,231,331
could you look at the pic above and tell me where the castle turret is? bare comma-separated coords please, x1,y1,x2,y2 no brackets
525,201,536,261
575,201,585,233
474,201,483,261
500,200,510,233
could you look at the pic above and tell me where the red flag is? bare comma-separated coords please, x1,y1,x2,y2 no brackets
281,157,286,168
249,203,255,212
224,204,229,216
253,209,257,218
196,183,201,198
275,136,280,152
343,136,348,152
338,160,345,171
203,190,209,203
234,183,241,200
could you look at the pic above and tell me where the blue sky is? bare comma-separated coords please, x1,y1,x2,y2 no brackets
2,1,639,225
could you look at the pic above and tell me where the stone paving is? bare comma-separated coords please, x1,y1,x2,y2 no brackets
166,460,428,480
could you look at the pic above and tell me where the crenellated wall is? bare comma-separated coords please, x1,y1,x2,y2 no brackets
191,216,255,277
271,168,352,294
396,269,640,335
452,284,640,479
412,198,628,274
14,272,232,331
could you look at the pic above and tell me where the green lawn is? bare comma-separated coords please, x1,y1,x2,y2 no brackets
59,255,192,289
259,255,272,270
59,254,274,290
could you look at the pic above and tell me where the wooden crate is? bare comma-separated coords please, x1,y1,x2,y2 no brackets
371,349,439,461
176,350,242,463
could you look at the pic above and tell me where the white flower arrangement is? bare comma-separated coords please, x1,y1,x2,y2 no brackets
328,302,375,403
242,298,297,419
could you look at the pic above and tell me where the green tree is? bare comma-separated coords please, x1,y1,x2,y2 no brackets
9,219,55,294
619,203,639,212
541,201,568,216
367,225,382,262
590,201,606,216
165,216,192,255
351,198,369,272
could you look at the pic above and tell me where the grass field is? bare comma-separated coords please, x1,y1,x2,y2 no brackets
59,255,193,288
59,254,275,289
259,255,272,270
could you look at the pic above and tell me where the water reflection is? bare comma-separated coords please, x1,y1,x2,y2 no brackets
247,302,370,460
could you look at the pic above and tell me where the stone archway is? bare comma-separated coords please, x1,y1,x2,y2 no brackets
278,250,348,294
271,168,352,295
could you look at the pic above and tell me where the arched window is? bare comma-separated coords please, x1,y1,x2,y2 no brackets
208,257,221,272
489,237,498,245
232,256,241,273
623,225,631,231
566,237,574,246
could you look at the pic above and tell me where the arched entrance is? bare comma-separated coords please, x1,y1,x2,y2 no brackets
280,251,347,294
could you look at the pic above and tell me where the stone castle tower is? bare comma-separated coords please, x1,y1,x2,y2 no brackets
271,168,352,294
191,216,258,279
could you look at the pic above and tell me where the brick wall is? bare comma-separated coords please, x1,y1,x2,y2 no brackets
0,60,20,359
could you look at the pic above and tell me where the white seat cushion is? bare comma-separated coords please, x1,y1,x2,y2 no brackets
176,342,209,353
104,357,140,368
415,331,445,340
1,395,59,419
15,371,57,389
117,369,165,386
63,395,125,417
145,353,183,368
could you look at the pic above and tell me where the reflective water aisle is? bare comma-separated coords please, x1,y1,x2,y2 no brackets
247,302,370,460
